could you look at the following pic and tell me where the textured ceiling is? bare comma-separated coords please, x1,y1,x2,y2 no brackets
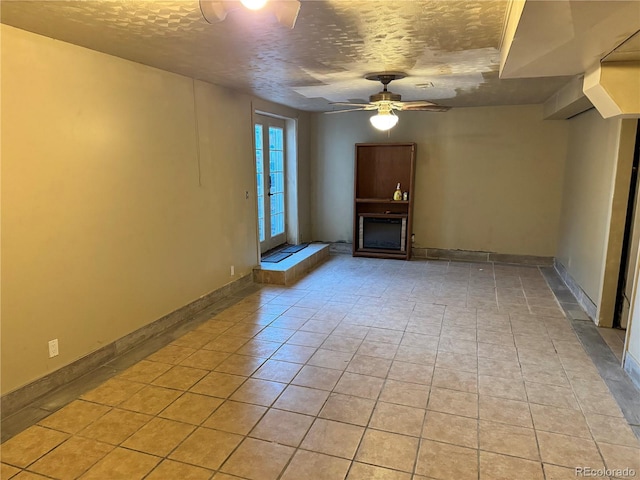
1,0,576,111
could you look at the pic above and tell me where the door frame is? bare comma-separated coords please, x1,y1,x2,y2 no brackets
252,110,301,257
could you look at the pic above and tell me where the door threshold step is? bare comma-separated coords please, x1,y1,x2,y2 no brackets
253,243,330,285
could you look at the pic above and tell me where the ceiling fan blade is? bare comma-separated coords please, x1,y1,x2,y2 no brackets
399,105,452,112
324,108,370,114
330,102,371,107
398,100,439,107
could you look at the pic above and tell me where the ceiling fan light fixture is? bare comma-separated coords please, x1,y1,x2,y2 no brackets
241,0,268,10
370,111,398,131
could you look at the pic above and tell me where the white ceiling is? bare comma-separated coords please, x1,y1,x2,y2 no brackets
1,0,637,112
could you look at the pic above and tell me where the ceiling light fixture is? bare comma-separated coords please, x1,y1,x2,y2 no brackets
200,0,301,29
370,106,398,131
240,0,268,10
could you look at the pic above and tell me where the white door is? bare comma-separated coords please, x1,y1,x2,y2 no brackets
254,115,286,253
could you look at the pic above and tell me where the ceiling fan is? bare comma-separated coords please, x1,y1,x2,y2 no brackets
327,73,451,130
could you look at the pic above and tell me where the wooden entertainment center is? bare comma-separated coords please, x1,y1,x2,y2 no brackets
352,143,416,260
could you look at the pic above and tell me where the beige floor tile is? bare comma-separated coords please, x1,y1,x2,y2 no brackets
28,436,112,479
224,323,265,338
369,402,425,437
585,414,640,447
479,451,544,480
478,375,526,401
346,355,392,378
479,420,539,460
379,379,430,408
144,459,213,480
10,472,51,479
422,410,478,448
147,345,197,364
229,378,286,406
321,335,363,354
334,372,385,400
477,356,523,379
307,348,353,370
202,400,266,434
477,342,518,362
235,340,282,358
300,418,364,459
1,463,21,480
394,345,437,366
292,365,342,390
536,431,605,470
479,395,532,428
432,368,477,393
78,408,151,445
287,331,328,348
441,326,477,342
575,391,626,417
202,335,248,353
121,417,194,456
151,365,209,390
1,425,69,468
415,439,478,480
118,360,172,383
355,429,419,473
428,387,477,418
80,378,145,406
357,340,399,360
438,337,478,356
529,404,591,438
598,442,640,472
219,438,294,480
215,354,267,376
250,408,314,446
37,400,110,434
118,385,182,415
525,382,580,410
319,393,375,426
254,326,296,343
80,447,160,480
387,361,433,385
190,371,246,398
520,362,569,387
179,350,230,370
273,385,330,415
169,427,243,470
171,331,217,350
251,359,302,383
346,462,411,480
271,343,317,363
366,327,404,344
435,352,478,373
159,392,223,425
281,450,350,480
476,329,514,346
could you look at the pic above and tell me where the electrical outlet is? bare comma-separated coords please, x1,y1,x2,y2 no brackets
230,265,235,276
48,339,59,358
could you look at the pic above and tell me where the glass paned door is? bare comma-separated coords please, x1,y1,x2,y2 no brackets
254,115,286,253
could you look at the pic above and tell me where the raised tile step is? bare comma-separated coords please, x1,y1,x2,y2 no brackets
253,243,330,285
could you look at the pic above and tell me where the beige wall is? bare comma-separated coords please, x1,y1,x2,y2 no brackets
0,25,309,394
310,105,568,256
555,110,637,324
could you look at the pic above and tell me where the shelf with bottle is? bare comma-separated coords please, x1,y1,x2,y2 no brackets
355,198,409,204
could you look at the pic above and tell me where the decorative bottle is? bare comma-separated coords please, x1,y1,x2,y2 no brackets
393,183,403,201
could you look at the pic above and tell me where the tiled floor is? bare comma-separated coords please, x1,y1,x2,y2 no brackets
2,256,640,480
